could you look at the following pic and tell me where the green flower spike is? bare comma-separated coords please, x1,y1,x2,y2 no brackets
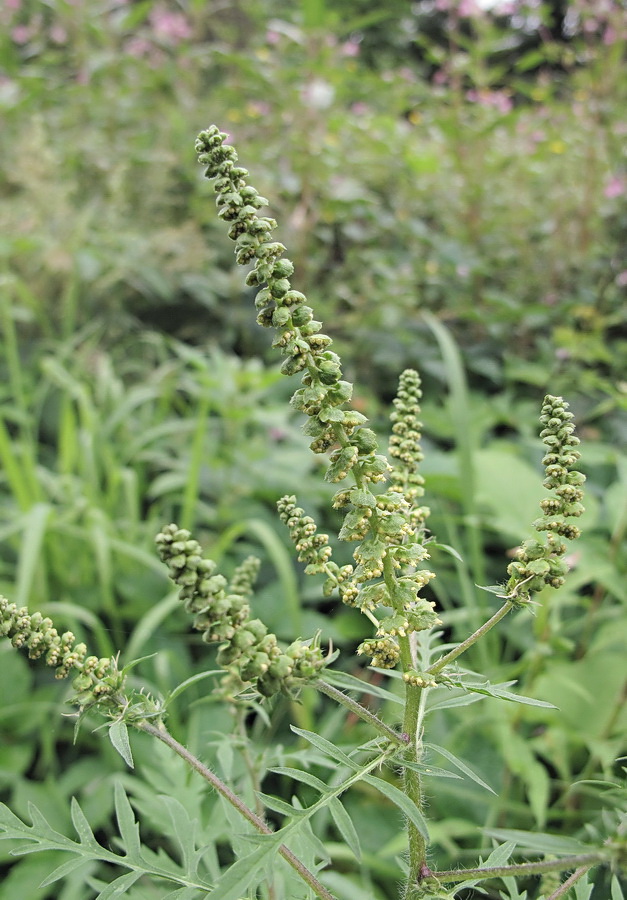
506,395,585,604
195,125,387,492
0,595,124,707
155,524,329,697
357,636,400,669
196,127,443,672
388,369,429,529
277,496,334,575
228,555,261,601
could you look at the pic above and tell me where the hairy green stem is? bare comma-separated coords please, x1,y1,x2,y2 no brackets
383,553,428,898
135,719,337,900
315,679,406,745
546,864,596,899
428,852,605,884
427,600,513,675
400,663,427,898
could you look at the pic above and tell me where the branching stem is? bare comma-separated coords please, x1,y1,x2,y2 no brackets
135,719,337,900
315,679,407,745
427,601,513,675
427,852,605,884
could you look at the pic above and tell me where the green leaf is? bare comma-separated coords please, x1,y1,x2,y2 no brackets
39,855,89,887
70,797,99,848
431,542,464,562
256,793,306,817
476,583,508,597
318,406,346,423
95,870,144,899
424,743,496,794
483,840,516,867
426,689,485,712
339,509,369,540
483,828,591,855
269,767,328,793
355,535,386,561
349,488,377,508
113,781,141,859
0,801,35,835
361,775,429,840
167,669,223,705
325,446,357,483
327,797,361,861
162,796,199,877
324,670,404,706
15,502,52,606
109,721,134,769
446,679,558,709
376,513,406,535
162,889,204,900
205,843,279,900
26,802,66,843
291,727,359,770
397,759,462,780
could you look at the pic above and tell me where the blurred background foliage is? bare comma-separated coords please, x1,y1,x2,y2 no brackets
0,1,625,898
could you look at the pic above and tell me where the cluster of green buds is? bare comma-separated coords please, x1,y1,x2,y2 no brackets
155,524,329,697
506,395,585,604
196,126,441,672
0,595,124,708
195,126,387,483
387,369,430,530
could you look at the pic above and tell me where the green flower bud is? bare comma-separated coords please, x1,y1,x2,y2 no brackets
291,305,314,326
270,278,291,299
272,307,291,327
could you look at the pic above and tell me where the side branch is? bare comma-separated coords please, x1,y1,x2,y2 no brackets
427,601,513,675
427,852,606,884
135,719,337,900
315,679,407,745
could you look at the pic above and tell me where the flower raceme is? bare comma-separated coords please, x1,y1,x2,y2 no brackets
194,126,442,675
506,395,585,603
155,523,329,697
0,595,124,707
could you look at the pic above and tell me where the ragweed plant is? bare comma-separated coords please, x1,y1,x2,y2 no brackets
0,125,623,900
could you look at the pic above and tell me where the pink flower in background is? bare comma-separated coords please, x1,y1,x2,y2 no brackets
50,23,68,44
11,24,33,44
149,5,192,44
125,37,154,58
466,88,513,114
604,176,625,199
248,100,271,117
266,29,280,45
341,39,360,57
616,271,627,287
458,0,481,17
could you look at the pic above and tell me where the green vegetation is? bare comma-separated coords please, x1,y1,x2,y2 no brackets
0,2,625,899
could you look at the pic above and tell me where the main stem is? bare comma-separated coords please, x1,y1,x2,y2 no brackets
400,648,427,899
135,719,337,900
